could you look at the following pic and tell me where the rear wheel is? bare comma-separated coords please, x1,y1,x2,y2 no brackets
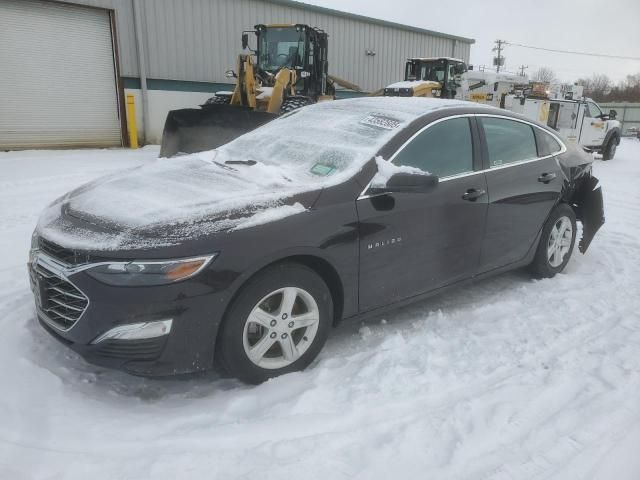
602,136,618,160
529,204,577,278
216,263,332,384
280,96,313,114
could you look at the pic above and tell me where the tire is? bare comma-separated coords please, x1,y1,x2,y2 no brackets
204,94,231,105
602,136,618,160
529,204,577,278
215,262,333,384
280,96,313,114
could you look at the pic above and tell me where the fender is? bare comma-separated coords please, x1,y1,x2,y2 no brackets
216,245,350,325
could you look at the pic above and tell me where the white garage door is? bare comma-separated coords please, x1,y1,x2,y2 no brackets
0,0,122,149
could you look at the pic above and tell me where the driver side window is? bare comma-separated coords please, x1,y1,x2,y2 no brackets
586,102,602,118
393,118,473,178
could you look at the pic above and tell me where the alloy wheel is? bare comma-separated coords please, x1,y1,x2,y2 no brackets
547,216,573,267
242,287,320,369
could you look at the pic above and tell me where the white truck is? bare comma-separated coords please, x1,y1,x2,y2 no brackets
504,84,621,159
386,58,622,160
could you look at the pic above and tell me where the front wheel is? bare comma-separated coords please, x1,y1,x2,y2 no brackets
602,136,618,160
215,263,333,384
529,204,577,278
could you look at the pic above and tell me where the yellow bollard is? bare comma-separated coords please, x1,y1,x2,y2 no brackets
126,94,139,149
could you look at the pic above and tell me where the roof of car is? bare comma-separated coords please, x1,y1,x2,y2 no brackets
312,96,497,121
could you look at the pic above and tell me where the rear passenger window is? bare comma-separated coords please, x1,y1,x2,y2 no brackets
535,129,562,156
393,118,473,177
481,118,537,167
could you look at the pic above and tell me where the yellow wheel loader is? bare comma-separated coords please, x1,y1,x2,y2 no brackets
160,24,358,157
382,57,468,99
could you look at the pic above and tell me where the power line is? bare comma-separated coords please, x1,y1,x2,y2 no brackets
505,41,640,61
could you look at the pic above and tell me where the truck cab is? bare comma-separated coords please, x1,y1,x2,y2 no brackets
546,86,621,159
403,57,467,98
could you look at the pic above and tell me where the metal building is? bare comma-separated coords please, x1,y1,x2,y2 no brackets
0,0,474,148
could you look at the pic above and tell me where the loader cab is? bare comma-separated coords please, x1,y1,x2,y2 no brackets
404,57,467,98
253,24,331,99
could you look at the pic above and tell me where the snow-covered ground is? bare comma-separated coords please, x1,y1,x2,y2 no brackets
0,140,639,480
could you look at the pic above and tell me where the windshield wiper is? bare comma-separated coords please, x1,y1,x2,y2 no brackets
225,160,257,166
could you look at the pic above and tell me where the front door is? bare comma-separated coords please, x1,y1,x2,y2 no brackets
357,117,488,312
579,101,607,147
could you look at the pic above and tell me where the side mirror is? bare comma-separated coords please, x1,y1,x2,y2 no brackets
371,172,439,195
241,33,249,50
225,69,237,79
609,109,617,120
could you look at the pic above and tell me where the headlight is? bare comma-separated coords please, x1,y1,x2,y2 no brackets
85,254,216,286
29,231,39,264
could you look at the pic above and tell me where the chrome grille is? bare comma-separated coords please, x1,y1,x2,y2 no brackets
30,263,88,330
38,237,92,266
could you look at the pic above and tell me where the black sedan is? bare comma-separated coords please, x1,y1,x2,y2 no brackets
30,98,604,384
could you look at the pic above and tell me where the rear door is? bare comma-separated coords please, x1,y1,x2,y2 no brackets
478,116,564,272
356,116,488,311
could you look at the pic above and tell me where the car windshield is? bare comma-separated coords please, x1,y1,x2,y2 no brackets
258,27,305,71
215,98,436,186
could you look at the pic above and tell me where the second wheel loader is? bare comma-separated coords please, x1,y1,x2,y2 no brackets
160,23,359,157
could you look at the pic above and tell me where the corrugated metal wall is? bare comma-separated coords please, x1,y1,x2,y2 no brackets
53,0,473,92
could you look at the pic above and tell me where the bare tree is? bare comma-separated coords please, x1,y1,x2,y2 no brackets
532,67,557,84
576,74,612,101
577,72,640,102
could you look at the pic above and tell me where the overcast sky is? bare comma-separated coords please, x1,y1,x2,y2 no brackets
304,0,640,84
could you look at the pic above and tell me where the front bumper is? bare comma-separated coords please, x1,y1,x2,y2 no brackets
29,251,226,376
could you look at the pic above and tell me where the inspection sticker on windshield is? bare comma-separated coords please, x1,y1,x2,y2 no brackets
360,114,401,130
310,163,337,176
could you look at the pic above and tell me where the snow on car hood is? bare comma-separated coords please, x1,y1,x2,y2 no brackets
37,97,471,251
36,153,316,250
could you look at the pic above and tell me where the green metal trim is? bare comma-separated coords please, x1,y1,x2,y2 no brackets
122,77,370,96
263,0,475,44
335,89,368,98
122,77,235,93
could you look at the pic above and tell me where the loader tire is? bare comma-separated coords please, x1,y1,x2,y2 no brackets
280,96,313,114
205,95,231,105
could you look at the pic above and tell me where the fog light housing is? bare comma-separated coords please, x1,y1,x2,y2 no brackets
91,319,173,344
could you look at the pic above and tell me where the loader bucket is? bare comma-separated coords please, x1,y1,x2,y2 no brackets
159,105,277,158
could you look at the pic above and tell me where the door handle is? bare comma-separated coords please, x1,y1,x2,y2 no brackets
538,172,557,184
461,188,486,201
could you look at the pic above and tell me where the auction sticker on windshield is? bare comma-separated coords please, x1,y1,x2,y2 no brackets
360,114,401,130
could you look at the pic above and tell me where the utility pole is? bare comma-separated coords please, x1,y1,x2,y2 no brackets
518,64,528,77
493,39,506,73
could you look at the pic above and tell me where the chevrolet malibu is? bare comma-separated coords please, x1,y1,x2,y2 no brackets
29,98,604,384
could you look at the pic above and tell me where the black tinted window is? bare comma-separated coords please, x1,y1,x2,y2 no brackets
535,129,562,156
481,118,537,167
394,118,473,177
